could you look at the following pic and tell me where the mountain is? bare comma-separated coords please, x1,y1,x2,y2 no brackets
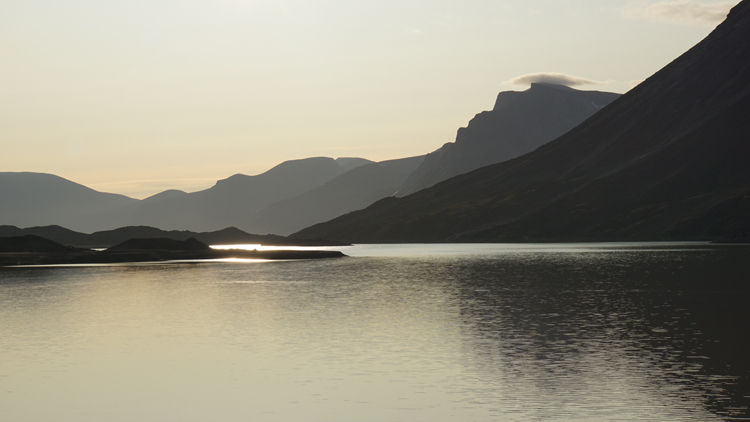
0,235,76,253
0,172,138,232
0,224,91,245
292,1,750,243
141,189,187,204
395,84,620,196
89,156,373,232
1,157,374,233
247,155,424,235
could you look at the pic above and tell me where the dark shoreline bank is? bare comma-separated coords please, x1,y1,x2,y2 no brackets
0,225,349,249
0,235,345,267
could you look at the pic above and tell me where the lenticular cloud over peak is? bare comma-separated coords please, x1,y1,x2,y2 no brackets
506,72,610,88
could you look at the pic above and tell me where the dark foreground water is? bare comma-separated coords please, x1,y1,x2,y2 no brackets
1,243,749,421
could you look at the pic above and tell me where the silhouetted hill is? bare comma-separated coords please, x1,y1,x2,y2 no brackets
0,226,25,237
248,156,424,235
0,225,91,245
85,226,202,247
0,235,75,253
0,225,345,248
292,1,750,243
108,237,210,251
103,157,373,232
0,172,137,232
395,84,620,196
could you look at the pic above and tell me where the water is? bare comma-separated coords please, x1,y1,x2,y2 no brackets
1,243,749,421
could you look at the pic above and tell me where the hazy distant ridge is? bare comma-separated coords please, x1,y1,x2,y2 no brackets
248,156,424,235
0,172,138,231
103,156,374,233
0,158,375,233
1,154,427,235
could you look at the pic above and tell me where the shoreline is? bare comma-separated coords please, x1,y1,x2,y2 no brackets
0,248,346,267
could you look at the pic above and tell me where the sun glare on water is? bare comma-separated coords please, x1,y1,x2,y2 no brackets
210,244,343,252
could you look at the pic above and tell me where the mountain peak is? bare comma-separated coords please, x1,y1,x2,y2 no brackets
394,83,620,197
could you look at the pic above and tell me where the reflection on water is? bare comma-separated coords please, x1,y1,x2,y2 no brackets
0,243,748,421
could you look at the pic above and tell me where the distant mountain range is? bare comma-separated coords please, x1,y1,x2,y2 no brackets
96,156,374,233
1,157,373,233
291,1,750,243
396,83,620,196
0,155,425,235
3,81,621,235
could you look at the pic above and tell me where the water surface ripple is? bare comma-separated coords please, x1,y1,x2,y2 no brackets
1,243,748,421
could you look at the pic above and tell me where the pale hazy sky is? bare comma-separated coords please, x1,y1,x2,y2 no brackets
1,0,739,198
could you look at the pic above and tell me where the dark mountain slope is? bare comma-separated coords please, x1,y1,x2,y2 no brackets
292,1,750,243
396,84,620,196
247,155,424,235
0,173,137,232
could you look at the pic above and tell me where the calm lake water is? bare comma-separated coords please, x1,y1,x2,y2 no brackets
1,243,749,421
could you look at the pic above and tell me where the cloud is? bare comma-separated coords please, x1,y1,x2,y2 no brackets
622,1,738,26
506,72,611,87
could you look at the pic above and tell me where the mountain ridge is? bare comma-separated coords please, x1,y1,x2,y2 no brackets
107,156,374,232
248,155,425,235
0,157,375,233
0,172,138,231
291,1,750,243
395,83,620,196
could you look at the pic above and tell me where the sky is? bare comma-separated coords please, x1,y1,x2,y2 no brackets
0,0,740,198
